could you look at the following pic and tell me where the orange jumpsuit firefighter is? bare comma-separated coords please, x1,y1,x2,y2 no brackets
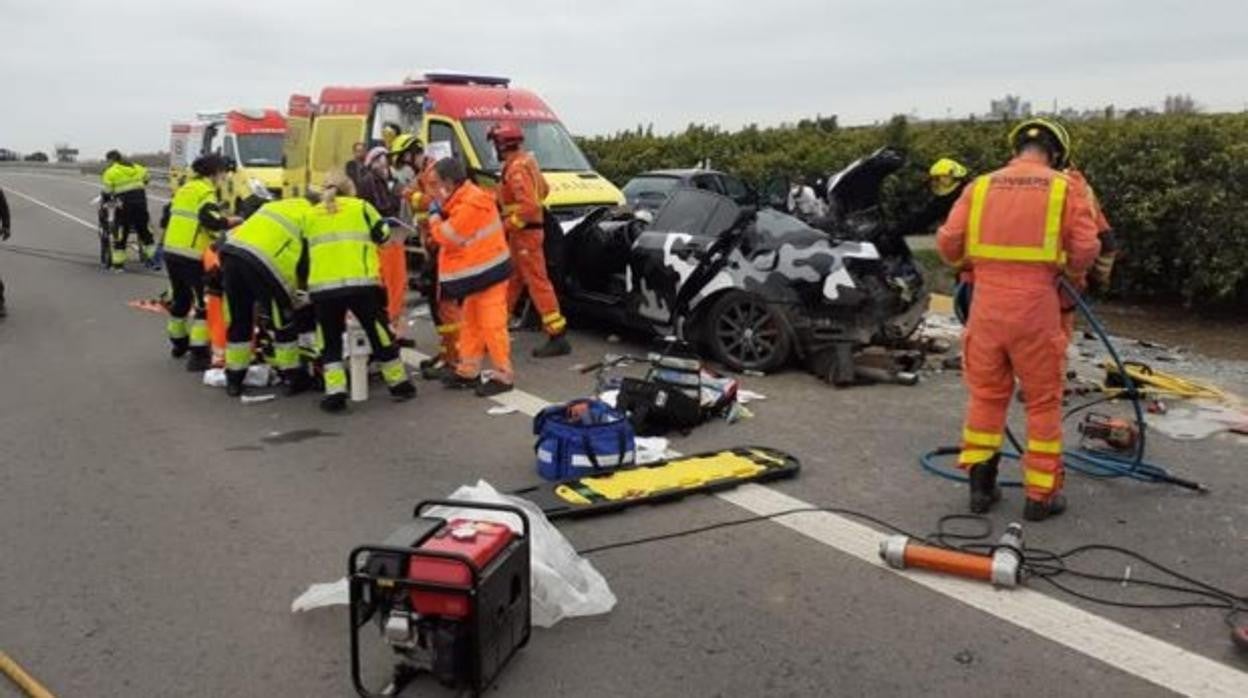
937,118,1101,521
488,121,572,358
427,158,514,397
408,156,461,377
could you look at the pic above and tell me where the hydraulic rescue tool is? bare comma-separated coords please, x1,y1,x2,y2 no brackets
880,523,1025,587
1077,412,1139,453
349,500,530,698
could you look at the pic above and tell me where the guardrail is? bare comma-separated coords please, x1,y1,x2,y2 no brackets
0,161,170,188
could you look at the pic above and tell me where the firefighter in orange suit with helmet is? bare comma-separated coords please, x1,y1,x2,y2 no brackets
936,117,1101,521
488,121,571,358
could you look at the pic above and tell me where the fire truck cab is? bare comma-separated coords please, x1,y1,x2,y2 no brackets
169,108,287,213
282,73,623,221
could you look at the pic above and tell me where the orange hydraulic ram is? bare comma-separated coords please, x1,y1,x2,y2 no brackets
879,523,1024,587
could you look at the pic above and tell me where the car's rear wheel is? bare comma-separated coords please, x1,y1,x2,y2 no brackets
704,291,792,373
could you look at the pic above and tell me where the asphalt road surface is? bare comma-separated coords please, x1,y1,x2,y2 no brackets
1,171,1245,697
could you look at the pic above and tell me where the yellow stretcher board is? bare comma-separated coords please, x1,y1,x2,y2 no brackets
514,447,801,520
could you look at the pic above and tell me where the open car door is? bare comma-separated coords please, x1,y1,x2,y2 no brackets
629,188,744,326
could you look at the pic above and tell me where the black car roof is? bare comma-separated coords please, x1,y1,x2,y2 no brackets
637,169,727,179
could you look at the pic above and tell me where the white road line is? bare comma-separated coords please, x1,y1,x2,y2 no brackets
399,345,1248,697
2,185,99,229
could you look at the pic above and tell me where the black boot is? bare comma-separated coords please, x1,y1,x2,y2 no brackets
1023,494,1068,522
281,369,313,397
186,348,211,372
225,370,246,397
532,333,572,358
475,378,515,398
320,393,348,413
170,337,189,359
389,381,417,401
968,456,1001,514
442,373,478,390
419,356,446,380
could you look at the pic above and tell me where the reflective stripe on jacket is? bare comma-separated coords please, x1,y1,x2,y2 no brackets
222,198,311,298
101,162,149,195
431,181,512,300
936,152,1101,286
304,196,387,295
164,178,219,260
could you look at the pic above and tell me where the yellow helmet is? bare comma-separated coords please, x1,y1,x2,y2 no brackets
388,133,422,156
1008,117,1072,169
928,158,969,195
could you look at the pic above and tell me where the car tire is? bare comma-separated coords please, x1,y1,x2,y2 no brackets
703,291,792,373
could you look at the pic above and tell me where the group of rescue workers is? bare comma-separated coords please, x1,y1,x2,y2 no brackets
133,121,572,413
82,114,1119,522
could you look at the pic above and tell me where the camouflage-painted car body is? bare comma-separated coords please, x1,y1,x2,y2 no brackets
554,185,929,365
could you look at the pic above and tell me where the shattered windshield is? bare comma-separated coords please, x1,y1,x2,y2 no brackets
463,119,592,173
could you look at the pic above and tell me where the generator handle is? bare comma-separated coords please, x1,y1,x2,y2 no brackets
414,500,531,540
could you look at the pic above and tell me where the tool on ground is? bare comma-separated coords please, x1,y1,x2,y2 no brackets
1078,413,1139,453
880,522,1024,587
349,500,530,698
515,446,800,520
1103,361,1227,402
347,318,370,402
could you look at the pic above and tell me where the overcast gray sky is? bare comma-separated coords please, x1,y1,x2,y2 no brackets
2,0,1245,158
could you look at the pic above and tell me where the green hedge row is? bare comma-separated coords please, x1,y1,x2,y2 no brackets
577,114,1248,306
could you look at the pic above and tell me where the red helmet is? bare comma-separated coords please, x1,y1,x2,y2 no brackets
487,121,525,148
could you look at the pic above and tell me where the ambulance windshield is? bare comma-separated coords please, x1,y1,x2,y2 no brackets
237,134,285,167
463,120,592,173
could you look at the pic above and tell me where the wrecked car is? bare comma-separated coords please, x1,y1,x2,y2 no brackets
546,147,929,383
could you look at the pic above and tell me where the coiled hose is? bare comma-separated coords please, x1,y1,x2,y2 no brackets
920,278,1206,492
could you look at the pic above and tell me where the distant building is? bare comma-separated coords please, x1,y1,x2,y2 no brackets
989,95,1032,121
54,143,79,163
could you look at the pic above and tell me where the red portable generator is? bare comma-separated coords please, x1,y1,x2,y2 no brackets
349,500,531,697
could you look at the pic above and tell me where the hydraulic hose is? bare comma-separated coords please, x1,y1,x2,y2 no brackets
919,278,1206,492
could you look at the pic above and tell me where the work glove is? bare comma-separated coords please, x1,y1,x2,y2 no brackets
428,201,443,219
292,290,312,310
0,226,10,241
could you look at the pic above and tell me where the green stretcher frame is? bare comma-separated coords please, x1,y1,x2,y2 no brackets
513,446,801,521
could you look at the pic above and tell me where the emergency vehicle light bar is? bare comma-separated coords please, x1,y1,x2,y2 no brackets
410,72,511,87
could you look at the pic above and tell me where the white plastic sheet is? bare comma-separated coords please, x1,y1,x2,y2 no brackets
291,481,616,628
201,365,273,388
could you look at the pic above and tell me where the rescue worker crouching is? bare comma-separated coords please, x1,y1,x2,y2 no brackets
936,118,1101,522
163,154,237,371
427,158,515,397
305,172,416,413
101,150,157,270
488,121,571,358
219,193,316,397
